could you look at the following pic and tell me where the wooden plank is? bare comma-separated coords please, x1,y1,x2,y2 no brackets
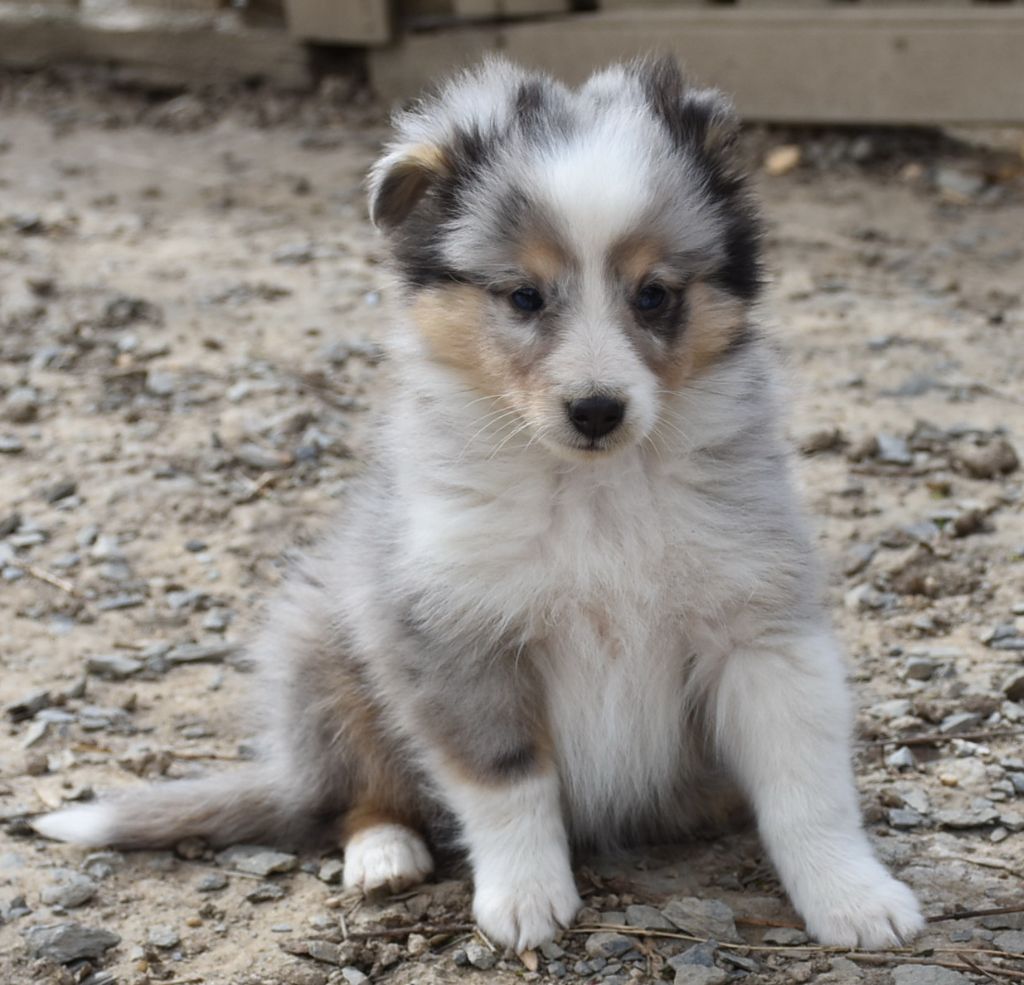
283,0,391,44
0,3,312,88
369,9,1024,123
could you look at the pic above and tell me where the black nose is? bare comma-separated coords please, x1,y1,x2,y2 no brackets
567,396,625,440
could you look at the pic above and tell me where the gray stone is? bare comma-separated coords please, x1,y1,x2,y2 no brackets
993,930,1024,952
23,922,120,963
674,967,728,985
5,386,40,423
317,858,345,884
40,873,97,909
246,882,287,902
464,939,497,969
905,657,938,681
886,746,917,770
167,641,239,666
585,932,636,958
86,654,143,680
669,941,718,969
892,965,970,985
624,903,675,930
762,927,809,945
147,924,180,949
547,960,567,977
935,805,1000,829
1003,671,1024,703
876,433,913,465
887,808,926,829
197,872,228,892
341,968,368,985
662,898,739,942
842,543,876,576
939,712,983,734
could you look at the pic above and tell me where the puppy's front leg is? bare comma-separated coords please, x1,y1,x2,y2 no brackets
400,629,580,950
715,627,924,948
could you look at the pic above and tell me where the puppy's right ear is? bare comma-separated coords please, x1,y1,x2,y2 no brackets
369,142,451,230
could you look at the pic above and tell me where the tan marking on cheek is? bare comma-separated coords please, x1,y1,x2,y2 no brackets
658,281,748,389
412,285,543,406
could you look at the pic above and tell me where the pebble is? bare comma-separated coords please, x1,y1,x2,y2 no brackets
674,967,728,985
215,844,297,876
934,804,1000,828
624,903,675,930
317,858,345,884
1002,670,1024,702
197,872,228,892
893,965,971,985
939,712,983,734
669,941,718,968
547,960,567,977
5,386,40,423
887,808,926,829
341,968,368,985
40,872,97,909
6,689,52,722
23,921,121,963
953,438,1019,479
886,746,917,769
842,543,876,577
167,641,239,666
0,434,25,453
662,898,740,942
994,931,1024,952
585,932,636,958
934,166,985,202
875,432,913,466
86,653,143,679
464,939,497,969
246,882,287,902
904,656,939,681
764,145,801,176
406,932,428,956
147,924,181,948
763,927,809,945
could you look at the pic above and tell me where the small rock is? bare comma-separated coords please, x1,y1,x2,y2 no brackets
464,939,497,969
166,641,239,666
669,941,718,968
799,427,843,455
40,873,97,909
147,924,180,949
5,386,40,423
246,882,287,903
6,689,52,722
842,543,876,577
939,712,983,735
935,805,1000,829
407,932,428,956
86,654,143,680
585,932,636,959
994,931,1024,952
904,657,938,681
887,808,926,829
236,443,294,471
42,479,77,504
763,927,808,945
893,964,971,985
674,967,728,985
624,903,675,930
886,747,917,770
0,435,25,454
342,968,369,985
197,872,228,892
953,438,1019,479
765,145,801,176
23,922,120,963
317,858,345,884
662,898,739,942
216,844,297,876
875,433,913,466
1003,671,1024,703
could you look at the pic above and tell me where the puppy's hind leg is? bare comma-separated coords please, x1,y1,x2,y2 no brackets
714,627,924,949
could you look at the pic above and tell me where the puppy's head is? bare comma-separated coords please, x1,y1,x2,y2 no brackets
371,56,760,461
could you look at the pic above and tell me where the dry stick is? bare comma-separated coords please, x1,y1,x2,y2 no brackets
865,727,1024,748
929,904,1024,924
24,563,81,598
938,855,1024,880
848,953,1023,982
960,953,1010,985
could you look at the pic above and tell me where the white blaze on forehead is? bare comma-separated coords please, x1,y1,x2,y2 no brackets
532,114,657,258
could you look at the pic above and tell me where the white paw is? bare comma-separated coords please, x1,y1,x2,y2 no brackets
801,869,924,949
343,824,433,896
472,862,581,951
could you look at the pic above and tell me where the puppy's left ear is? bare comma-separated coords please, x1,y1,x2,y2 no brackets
368,142,451,230
636,56,740,163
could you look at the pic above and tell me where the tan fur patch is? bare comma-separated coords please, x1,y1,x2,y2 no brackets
519,235,571,285
411,285,516,397
609,234,666,287
659,281,747,388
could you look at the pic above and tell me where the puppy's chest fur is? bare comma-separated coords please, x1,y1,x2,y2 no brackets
410,451,746,835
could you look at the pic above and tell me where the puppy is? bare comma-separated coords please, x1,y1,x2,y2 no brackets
35,56,923,951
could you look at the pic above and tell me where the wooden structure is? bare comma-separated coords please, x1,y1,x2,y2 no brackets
0,0,1021,121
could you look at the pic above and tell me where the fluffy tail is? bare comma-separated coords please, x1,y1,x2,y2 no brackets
32,766,315,849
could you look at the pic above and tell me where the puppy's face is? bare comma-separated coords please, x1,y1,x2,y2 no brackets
371,58,760,461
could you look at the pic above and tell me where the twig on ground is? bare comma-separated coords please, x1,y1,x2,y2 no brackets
865,727,1024,748
24,563,81,598
929,904,1024,923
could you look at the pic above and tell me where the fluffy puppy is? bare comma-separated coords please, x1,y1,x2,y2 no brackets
35,56,924,951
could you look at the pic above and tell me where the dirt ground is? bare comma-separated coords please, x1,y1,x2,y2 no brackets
1,70,1023,985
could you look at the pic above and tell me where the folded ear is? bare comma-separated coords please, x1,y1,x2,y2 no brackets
368,142,452,230
634,56,740,162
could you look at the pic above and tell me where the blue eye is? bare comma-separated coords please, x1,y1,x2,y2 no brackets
510,286,544,313
635,284,667,312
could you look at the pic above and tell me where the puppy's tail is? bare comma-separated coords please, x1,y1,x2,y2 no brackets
32,766,314,849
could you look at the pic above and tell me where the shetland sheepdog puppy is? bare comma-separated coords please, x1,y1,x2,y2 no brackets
35,57,923,951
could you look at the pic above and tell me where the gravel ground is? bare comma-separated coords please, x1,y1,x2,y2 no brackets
1,70,1023,985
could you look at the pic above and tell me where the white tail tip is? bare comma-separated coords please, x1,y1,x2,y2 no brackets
32,804,117,846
